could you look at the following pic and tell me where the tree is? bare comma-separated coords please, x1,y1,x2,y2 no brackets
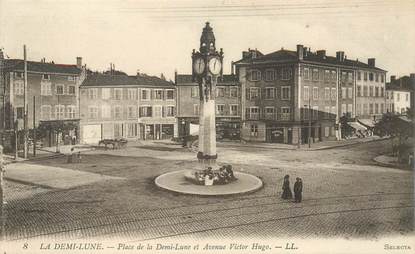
339,114,354,138
374,112,414,159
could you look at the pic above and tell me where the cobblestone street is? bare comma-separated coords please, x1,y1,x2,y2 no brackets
2,139,413,243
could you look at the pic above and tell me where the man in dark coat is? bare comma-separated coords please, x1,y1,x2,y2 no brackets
294,177,303,203
281,175,293,199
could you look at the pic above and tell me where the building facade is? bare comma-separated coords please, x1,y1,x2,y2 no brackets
386,74,415,114
79,72,177,144
0,54,84,150
234,45,387,144
175,74,241,139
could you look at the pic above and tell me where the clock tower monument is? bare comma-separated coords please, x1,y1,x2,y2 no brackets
192,22,224,167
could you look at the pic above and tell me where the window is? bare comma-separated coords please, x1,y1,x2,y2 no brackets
375,73,379,82
313,87,318,100
324,106,330,119
363,104,368,115
357,86,361,97
312,106,319,120
304,68,310,80
357,72,361,80
68,86,76,95
68,76,75,81
324,70,330,82
230,105,238,116
154,89,163,100
281,107,291,120
347,104,352,114
364,72,368,81
15,72,23,78
312,69,319,81
324,88,330,100
381,87,384,97
348,87,353,99
265,70,274,81
88,88,98,99
41,83,52,96
406,94,409,101
153,105,162,117
265,107,274,119
281,86,291,100
42,74,50,80
14,81,24,95
369,86,373,97
216,104,225,115
193,104,199,115
66,106,76,119
230,87,238,97
281,68,292,80
55,105,65,119
369,103,373,114
139,106,152,117
114,88,122,100
127,89,137,100
341,104,346,115
191,87,199,98
248,107,259,120
397,93,400,102
348,72,353,82
331,88,336,100
369,73,374,81
381,74,384,83
250,124,258,137
102,105,111,118
166,106,175,117
249,87,260,100
250,70,261,81
265,87,275,99
325,127,330,137
375,103,379,114
341,87,346,99
114,106,122,119
303,86,309,101
127,123,138,137
40,105,51,120
102,88,111,99
341,72,347,81
331,70,337,81
16,107,24,119
375,87,379,97
331,106,336,118
216,87,225,97
356,104,361,115
141,89,150,100
56,84,64,95
127,106,136,118
363,86,368,97
114,123,122,138
166,90,174,100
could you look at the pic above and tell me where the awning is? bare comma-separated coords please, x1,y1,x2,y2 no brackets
348,121,367,131
398,116,411,123
358,119,375,128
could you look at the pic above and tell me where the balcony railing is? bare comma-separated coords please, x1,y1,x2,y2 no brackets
245,112,292,121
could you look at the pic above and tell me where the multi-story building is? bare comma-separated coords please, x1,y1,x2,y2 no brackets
0,52,84,150
355,59,387,128
234,45,386,144
386,75,414,114
175,73,241,139
79,72,177,144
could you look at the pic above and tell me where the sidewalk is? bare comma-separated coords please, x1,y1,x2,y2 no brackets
218,136,386,151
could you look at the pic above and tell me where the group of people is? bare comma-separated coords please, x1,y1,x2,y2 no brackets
281,175,303,203
194,165,236,185
67,147,82,163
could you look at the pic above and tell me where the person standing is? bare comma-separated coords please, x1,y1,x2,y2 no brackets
294,177,303,203
281,175,293,199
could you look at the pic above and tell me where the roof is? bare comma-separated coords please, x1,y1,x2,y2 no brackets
1,59,81,75
387,76,415,92
175,74,239,85
235,49,386,71
81,73,174,88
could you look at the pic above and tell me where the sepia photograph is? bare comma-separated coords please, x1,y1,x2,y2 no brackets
0,0,414,253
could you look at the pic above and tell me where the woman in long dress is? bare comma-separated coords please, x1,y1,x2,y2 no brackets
281,175,293,199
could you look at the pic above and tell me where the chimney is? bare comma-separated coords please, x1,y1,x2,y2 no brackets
390,75,396,82
242,50,250,59
410,73,415,80
296,44,304,60
316,50,326,59
231,61,234,75
76,57,82,69
336,51,345,62
303,47,308,57
0,49,4,60
368,58,375,67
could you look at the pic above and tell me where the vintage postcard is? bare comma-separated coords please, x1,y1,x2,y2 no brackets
0,0,414,253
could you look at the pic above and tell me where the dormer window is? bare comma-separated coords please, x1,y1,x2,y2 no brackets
250,70,261,81
42,74,50,80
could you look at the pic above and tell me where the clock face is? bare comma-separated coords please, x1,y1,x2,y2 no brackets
193,58,205,74
208,57,222,75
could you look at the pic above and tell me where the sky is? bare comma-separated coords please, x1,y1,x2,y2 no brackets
0,0,414,81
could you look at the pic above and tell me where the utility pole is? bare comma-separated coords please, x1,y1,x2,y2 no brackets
33,96,36,157
23,45,28,159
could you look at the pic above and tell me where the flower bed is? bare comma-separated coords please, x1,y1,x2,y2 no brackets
185,165,237,186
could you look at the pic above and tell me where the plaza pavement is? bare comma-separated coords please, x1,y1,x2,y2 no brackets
1,138,413,242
